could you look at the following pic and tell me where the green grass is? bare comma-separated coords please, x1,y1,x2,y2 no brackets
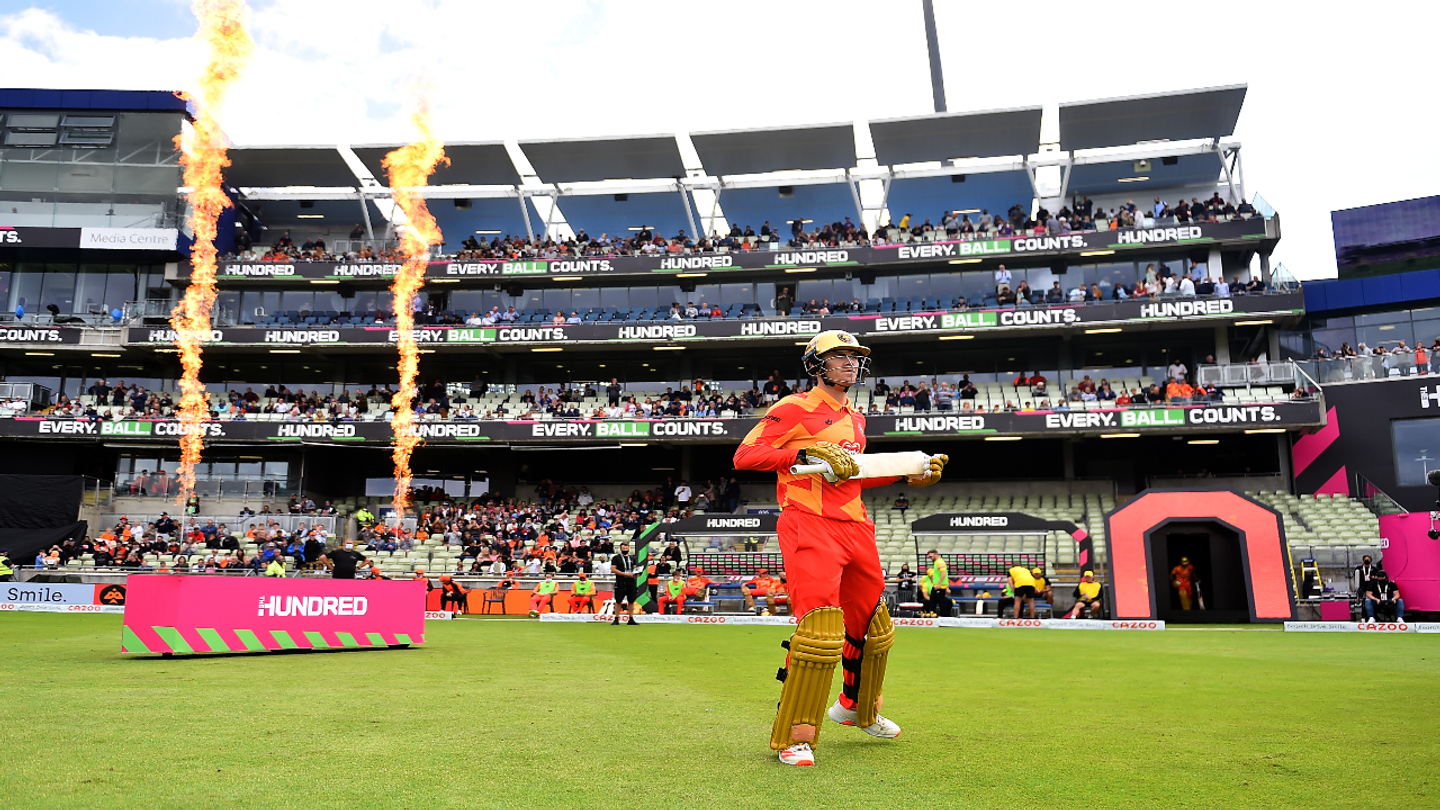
1,615,1437,810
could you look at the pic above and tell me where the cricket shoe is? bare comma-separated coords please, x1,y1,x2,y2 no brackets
828,700,902,738
777,742,814,766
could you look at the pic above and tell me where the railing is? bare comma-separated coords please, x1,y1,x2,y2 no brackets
1196,361,1298,388
98,513,338,534
112,479,297,501
1298,355,1433,385
82,477,113,509
1355,472,1407,517
0,382,52,409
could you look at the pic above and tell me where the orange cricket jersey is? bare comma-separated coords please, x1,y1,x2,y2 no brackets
732,386,900,523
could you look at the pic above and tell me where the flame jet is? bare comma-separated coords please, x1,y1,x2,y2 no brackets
171,0,253,503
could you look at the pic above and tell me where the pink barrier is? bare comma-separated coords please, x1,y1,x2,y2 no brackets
120,575,427,655
1378,514,1440,612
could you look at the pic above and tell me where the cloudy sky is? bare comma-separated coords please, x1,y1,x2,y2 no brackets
3,0,1438,279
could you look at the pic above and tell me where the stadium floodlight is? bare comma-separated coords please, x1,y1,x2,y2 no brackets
551,276,582,281
1084,327,1123,334
653,345,685,351
984,436,1022,441
1100,433,1141,439
309,280,339,285
939,335,974,341
675,272,708,278
1235,319,1274,326
531,347,563,353
1080,249,1116,257
1188,439,1220,445
948,258,982,265
784,267,818,274
24,351,54,357
268,349,300,354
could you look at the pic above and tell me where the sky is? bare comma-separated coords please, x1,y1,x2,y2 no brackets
2,0,1439,280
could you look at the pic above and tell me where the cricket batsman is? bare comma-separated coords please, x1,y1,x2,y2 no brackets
733,330,948,766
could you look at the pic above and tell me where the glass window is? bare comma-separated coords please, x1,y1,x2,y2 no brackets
718,283,753,306
40,265,77,314
929,270,962,298
599,286,630,308
97,271,129,316
1392,418,1440,486
542,288,571,312
1356,310,1409,326
75,265,109,316
691,284,719,306
1411,319,1440,349
1357,324,1406,349
216,290,241,323
628,286,658,309
314,291,345,312
351,290,379,315
280,291,314,314
571,287,599,310
448,291,485,314
520,289,545,311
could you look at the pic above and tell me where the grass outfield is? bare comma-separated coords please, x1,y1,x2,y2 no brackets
0,615,1436,810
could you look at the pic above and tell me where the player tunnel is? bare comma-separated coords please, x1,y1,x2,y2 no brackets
1105,490,1297,624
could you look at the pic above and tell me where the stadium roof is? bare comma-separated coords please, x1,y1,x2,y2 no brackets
352,141,521,187
1058,85,1247,151
0,87,189,114
227,145,357,188
869,107,1044,165
691,123,856,177
518,135,685,184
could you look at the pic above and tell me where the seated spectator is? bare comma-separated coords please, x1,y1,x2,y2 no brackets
528,571,559,616
765,575,790,616
1364,570,1404,623
658,569,688,614
743,568,777,613
439,575,468,614
567,573,597,613
894,493,910,512
1064,570,1104,618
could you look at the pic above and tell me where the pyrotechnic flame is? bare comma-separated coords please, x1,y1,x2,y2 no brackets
171,0,253,505
383,94,447,513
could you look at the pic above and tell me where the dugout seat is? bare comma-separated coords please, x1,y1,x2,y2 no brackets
481,587,507,615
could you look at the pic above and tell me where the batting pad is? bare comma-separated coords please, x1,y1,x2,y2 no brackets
856,602,895,728
769,606,845,751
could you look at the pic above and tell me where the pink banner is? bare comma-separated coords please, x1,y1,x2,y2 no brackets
121,575,427,655
1378,514,1440,612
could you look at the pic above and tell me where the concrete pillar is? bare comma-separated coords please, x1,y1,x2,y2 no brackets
1214,325,1231,365
1259,252,1272,285
1207,246,1224,282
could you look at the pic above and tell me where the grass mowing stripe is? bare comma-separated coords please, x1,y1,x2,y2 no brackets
2,614,1436,808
